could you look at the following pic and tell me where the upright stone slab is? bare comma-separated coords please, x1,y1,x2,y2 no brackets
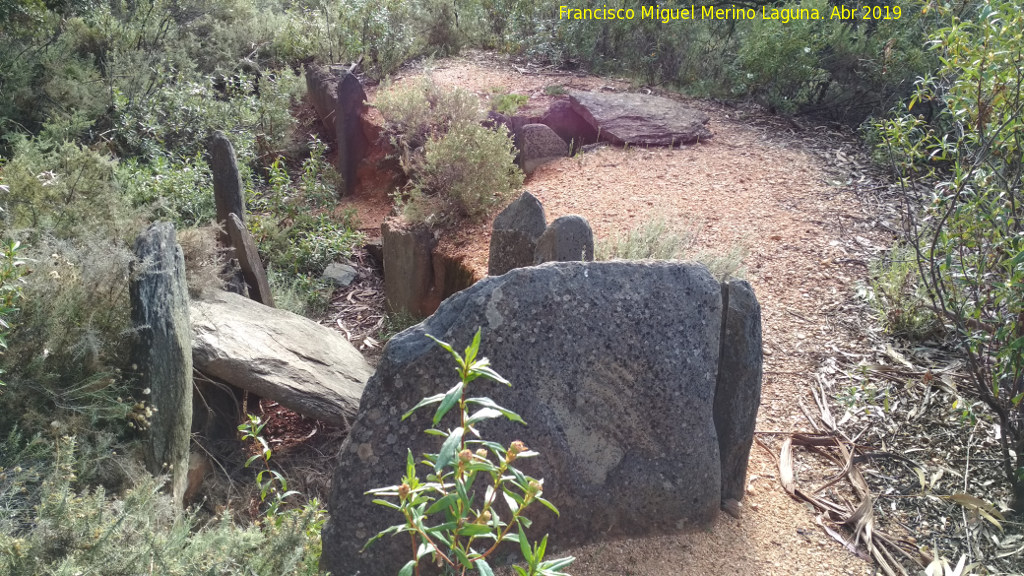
488,191,547,276
322,261,723,576
714,280,763,503
130,222,193,506
226,213,274,307
518,123,569,174
534,214,594,264
209,132,245,246
382,219,438,317
335,72,369,196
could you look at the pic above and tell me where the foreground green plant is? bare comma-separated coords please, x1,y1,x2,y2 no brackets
0,240,26,387
365,330,574,576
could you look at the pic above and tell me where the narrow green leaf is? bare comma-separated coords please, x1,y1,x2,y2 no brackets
476,557,495,576
465,328,482,365
454,546,472,568
371,499,402,511
503,489,520,513
406,449,416,478
536,534,548,561
427,333,465,369
518,522,532,563
436,427,464,473
540,556,576,571
467,407,504,425
465,397,526,425
471,363,511,385
398,559,416,576
536,496,560,516
513,566,529,576
458,523,493,537
434,382,464,426
403,392,446,420
426,494,458,515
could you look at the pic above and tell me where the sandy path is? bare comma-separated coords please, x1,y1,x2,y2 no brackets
343,55,882,575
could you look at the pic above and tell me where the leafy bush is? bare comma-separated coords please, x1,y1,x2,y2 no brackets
366,330,574,576
402,122,523,225
375,78,481,153
0,240,26,387
864,245,940,341
875,0,1024,510
490,88,529,115
0,434,323,576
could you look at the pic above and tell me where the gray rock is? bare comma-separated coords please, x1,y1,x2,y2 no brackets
382,219,439,318
714,280,763,503
334,72,369,196
518,123,569,174
322,261,723,576
534,214,594,264
322,262,358,287
488,191,547,276
130,222,193,505
190,291,372,426
226,213,273,307
569,91,712,146
209,132,246,246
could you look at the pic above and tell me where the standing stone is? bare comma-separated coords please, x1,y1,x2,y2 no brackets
488,191,547,276
534,214,594,264
382,219,438,317
335,72,369,196
226,213,273,307
518,124,569,174
321,262,723,576
714,280,763,504
130,222,193,506
209,132,245,247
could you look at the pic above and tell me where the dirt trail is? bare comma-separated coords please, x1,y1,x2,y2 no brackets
341,54,887,575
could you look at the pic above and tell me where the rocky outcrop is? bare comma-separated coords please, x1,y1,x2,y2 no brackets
208,132,246,247
534,214,594,264
322,261,727,576
714,280,763,504
226,213,273,307
518,123,569,174
488,191,547,276
190,291,372,426
130,222,193,505
569,91,712,146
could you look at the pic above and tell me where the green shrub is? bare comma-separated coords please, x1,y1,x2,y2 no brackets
366,330,574,576
402,122,523,226
374,78,481,153
0,240,27,387
596,218,746,280
864,246,940,341
0,434,323,576
875,0,1024,510
490,88,529,115
267,267,332,318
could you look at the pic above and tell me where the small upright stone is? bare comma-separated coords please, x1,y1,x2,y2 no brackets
714,279,763,503
382,219,439,318
129,222,193,506
226,213,274,307
534,214,594,264
488,191,547,276
518,123,569,174
335,72,369,196
208,132,245,246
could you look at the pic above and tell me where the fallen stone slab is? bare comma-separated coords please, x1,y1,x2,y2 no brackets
190,291,372,426
226,213,273,307
569,90,712,146
322,261,724,576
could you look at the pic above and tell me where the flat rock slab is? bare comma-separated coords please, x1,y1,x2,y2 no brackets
190,291,372,426
322,261,723,576
569,90,712,146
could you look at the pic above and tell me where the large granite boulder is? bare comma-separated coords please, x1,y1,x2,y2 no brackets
488,191,547,276
714,280,763,503
190,291,372,426
569,90,712,146
534,214,594,264
322,261,724,575
130,222,193,505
